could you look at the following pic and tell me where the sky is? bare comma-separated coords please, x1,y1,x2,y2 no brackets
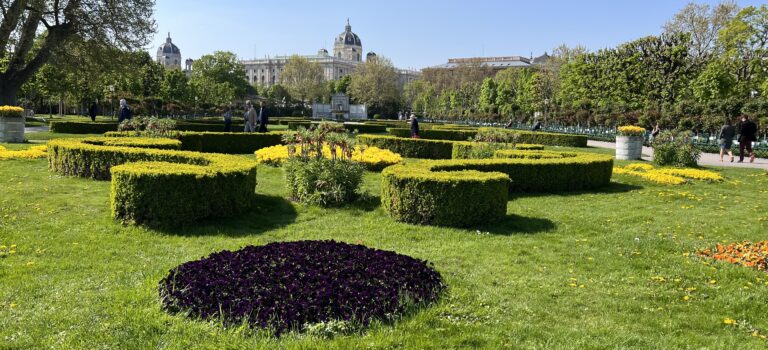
151,0,764,70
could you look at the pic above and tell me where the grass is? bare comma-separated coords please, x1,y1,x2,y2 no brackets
1,136,768,349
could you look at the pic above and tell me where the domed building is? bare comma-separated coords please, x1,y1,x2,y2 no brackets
157,33,181,70
333,19,363,62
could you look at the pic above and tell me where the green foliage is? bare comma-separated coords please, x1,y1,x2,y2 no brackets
49,121,118,134
652,131,702,167
47,138,258,227
177,132,284,154
284,158,364,207
357,135,455,159
452,142,543,159
282,55,326,103
387,128,478,141
348,56,401,116
189,51,248,106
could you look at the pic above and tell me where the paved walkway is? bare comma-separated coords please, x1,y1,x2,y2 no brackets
588,140,768,170
25,126,49,133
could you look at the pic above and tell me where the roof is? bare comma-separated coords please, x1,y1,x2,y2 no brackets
158,33,180,55
336,20,362,47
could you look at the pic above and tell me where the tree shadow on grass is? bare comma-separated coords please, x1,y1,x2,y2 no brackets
509,182,643,200
475,214,557,236
156,194,298,237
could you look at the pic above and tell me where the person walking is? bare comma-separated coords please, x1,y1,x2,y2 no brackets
223,106,232,132
117,99,132,123
88,102,98,122
244,100,257,132
738,115,757,163
257,101,269,133
718,119,736,162
409,113,420,138
532,119,542,131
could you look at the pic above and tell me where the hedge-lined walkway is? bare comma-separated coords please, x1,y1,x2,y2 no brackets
588,140,768,170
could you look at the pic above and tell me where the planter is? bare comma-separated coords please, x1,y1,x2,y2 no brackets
616,135,643,160
0,115,25,143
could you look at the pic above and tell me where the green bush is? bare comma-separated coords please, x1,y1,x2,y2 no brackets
47,138,257,227
357,135,455,159
652,131,701,167
50,121,118,134
452,142,544,159
177,132,284,154
342,123,387,134
381,163,510,227
288,121,313,130
388,128,478,141
491,150,613,192
284,158,364,207
83,137,182,150
481,128,588,147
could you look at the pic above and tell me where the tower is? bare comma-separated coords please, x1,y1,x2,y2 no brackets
157,33,182,69
333,19,363,62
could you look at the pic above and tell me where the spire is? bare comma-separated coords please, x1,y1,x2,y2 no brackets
166,32,172,43
345,18,351,31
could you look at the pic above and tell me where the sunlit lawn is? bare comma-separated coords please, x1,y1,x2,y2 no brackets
1,137,768,349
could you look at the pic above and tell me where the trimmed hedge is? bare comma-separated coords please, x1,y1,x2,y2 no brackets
288,121,313,130
342,123,387,134
177,132,284,154
485,128,588,147
50,121,118,134
451,142,544,159
47,137,257,226
382,163,510,227
358,135,455,159
83,137,182,150
381,150,613,226
388,128,478,141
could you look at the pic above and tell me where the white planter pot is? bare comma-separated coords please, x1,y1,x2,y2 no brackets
616,136,643,160
0,116,25,143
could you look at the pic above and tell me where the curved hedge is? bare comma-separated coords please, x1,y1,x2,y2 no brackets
386,127,588,147
388,128,477,141
381,150,613,226
358,135,455,159
50,121,118,134
159,240,444,335
47,137,257,226
451,142,544,159
104,131,284,154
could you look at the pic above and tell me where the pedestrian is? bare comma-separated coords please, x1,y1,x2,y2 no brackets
398,111,403,121
738,115,757,163
532,119,542,131
409,113,420,138
257,101,269,133
117,99,132,123
88,102,98,122
651,123,660,138
244,100,257,132
718,119,736,162
223,106,232,132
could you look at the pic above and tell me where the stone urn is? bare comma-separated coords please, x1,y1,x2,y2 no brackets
615,135,644,160
0,107,25,143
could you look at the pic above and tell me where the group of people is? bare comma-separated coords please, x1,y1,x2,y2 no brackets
719,115,758,163
222,100,268,133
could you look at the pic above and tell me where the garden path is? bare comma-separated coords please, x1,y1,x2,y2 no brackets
588,140,768,170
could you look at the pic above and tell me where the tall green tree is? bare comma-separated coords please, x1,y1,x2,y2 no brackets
664,1,739,60
281,55,325,103
0,0,156,105
348,56,401,116
189,51,248,106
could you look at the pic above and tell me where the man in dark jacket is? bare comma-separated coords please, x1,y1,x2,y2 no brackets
88,102,98,122
738,116,758,163
257,101,269,133
409,113,420,138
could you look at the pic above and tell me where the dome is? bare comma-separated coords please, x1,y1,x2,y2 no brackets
158,33,180,55
336,20,362,47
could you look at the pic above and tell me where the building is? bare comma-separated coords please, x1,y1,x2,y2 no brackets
429,53,551,72
157,33,182,69
240,20,419,88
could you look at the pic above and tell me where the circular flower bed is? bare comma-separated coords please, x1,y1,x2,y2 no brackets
159,240,445,334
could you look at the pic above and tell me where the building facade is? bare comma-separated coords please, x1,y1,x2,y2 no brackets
157,33,182,69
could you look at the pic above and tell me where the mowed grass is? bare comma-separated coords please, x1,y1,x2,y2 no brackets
1,140,768,349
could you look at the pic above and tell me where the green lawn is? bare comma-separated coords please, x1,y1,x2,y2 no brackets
1,139,768,349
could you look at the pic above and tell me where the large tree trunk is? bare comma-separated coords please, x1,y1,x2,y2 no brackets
0,81,20,105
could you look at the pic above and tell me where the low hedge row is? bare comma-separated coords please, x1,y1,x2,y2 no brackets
47,138,258,226
358,135,455,159
342,123,387,134
50,121,118,134
388,128,478,141
104,131,285,154
288,121,313,130
486,128,588,147
451,142,544,159
380,150,613,227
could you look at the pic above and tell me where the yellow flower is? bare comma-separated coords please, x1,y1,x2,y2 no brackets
723,318,736,325
617,126,646,136
255,145,401,171
0,145,47,160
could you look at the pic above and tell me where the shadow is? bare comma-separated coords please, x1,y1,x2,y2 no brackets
156,194,298,237
475,214,557,235
509,182,643,200
348,194,382,212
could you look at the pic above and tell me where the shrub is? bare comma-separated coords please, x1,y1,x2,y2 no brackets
50,121,118,134
288,121,313,130
617,126,646,136
357,135,455,159
388,128,478,141
47,138,257,226
84,137,182,150
452,142,544,159
342,123,387,134
482,128,588,147
255,144,401,171
381,150,613,227
285,158,365,206
158,240,445,335
652,131,701,167
177,132,284,154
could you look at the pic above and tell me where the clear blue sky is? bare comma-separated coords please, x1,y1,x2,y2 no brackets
151,0,764,70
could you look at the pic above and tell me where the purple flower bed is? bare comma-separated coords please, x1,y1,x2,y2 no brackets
159,240,445,335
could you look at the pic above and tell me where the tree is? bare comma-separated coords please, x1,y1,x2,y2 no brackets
718,5,768,98
348,56,401,116
664,1,739,59
161,68,190,104
281,55,325,103
0,0,156,105
189,51,248,106
334,75,352,94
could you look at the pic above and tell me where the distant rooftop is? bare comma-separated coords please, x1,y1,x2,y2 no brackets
430,55,548,70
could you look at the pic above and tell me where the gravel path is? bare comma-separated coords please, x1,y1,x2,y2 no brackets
588,140,768,170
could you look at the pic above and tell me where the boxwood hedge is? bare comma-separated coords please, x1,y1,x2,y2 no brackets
358,135,455,159
50,121,118,134
104,131,285,154
451,142,544,159
47,137,258,226
388,128,478,141
381,150,613,226
485,128,588,147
